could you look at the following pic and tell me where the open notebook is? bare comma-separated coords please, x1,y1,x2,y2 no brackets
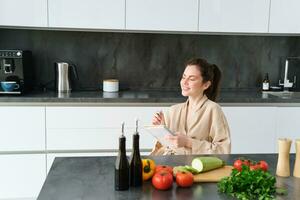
144,125,176,149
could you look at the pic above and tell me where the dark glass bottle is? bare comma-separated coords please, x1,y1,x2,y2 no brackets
129,119,143,187
115,122,129,191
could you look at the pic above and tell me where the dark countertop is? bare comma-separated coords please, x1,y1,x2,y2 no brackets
1,89,300,105
37,154,299,200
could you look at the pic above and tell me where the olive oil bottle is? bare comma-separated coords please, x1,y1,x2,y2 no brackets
115,122,129,191
129,119,143,187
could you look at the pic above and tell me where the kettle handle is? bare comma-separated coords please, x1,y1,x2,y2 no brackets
70,64,79,80
54,63,58,91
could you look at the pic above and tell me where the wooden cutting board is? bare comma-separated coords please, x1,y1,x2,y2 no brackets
193,165,233,182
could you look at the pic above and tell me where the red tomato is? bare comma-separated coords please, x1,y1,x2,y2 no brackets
176,171,194,188
250,164,260,171
234,159,251,171
258,160,269,172
242,160,251,167
152,171,173,190
155,165,173,174
233,159,243,171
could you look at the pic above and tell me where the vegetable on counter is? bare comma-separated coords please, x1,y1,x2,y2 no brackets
155,165,173,175
175,171,194,188
142,159,156,181
173,165,199,177
191,157,225,173
219,158,286,200
152,170,173,190
218,165,276,200
233,158,269,172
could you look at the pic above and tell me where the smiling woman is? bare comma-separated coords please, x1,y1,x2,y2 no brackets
151,58,231,155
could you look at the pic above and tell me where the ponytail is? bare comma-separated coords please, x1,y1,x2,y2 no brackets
204,64,221,101
185,58,222,102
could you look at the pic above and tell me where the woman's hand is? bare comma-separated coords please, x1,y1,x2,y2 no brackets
166,132,192,148
152,111,165,125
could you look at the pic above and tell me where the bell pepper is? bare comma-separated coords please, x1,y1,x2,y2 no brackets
142,159,156,181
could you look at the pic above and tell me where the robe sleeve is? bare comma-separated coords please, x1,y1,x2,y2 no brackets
190,107,231,154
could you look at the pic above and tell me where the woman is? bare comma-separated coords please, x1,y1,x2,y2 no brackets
151,58,231,155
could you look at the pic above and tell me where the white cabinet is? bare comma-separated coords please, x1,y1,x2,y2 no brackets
0,154,46,199
48,0,125,29
126,0,198,31
199,0,270,33
46,107,167,151
276,107,300,153
269,0,300,33
0,0,47,27
0,107,45,151
223,107,277,153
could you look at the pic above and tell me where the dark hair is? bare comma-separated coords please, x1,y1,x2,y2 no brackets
185,58,221,101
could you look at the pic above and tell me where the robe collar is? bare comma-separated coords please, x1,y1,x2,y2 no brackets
180,94,209,134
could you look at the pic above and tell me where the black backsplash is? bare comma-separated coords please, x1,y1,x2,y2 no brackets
0,28,300,91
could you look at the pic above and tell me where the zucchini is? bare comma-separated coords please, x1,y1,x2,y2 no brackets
173,166,190,177
184,165,200,174
191,157,225,172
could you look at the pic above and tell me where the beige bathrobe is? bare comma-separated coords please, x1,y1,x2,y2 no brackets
151,95,231,155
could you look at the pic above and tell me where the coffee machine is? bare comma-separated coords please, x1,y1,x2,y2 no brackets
0,50,34,94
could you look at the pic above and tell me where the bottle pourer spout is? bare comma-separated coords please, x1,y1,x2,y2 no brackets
135,118,139,134
121,122,125,136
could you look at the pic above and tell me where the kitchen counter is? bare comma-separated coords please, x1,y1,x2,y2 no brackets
1,90,300,106
37,154,299,200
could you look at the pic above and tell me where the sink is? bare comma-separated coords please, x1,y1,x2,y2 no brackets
264,91,300,99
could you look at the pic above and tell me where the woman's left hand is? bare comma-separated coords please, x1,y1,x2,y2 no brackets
166,132,191,148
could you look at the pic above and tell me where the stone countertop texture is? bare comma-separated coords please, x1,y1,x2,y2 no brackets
37,154,298,200
1,90,300,105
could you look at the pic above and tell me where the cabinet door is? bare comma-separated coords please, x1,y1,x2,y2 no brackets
46,107,167,151
199,0,270,33
0,154,46,199
223,107,276,153
48,0,125,29
126,0,198,31
276,107,300,153
0,0,47,27
0,107,45,151
269,0,300,33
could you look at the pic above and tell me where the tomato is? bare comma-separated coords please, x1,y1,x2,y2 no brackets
242,160,251,167
233,160,243,171
233,159,251,171
155,165,173,174
176,171,194,188
258,160,269,172
250,164,260,171
152,171,173,190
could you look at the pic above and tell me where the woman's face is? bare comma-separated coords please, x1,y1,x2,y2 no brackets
180,65,211,97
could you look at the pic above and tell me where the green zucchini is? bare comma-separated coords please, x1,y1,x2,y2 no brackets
173,166,190,176
184,165,200,174
191,157,225,172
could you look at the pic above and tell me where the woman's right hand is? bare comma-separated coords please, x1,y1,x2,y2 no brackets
152,111,165,125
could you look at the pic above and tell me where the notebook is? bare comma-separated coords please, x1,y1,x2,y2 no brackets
144,125,175,149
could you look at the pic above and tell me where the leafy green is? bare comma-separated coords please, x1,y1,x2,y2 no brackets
217,165,276,200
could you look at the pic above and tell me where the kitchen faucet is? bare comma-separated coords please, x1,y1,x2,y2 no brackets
279,57,300,91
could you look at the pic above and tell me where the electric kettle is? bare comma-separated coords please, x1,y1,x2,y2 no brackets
54,62,78,92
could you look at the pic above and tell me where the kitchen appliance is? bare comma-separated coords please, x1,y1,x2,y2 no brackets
54,62,78,93
0,50,33,94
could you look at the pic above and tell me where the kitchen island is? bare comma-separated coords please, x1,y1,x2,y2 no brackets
37,154,299,200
